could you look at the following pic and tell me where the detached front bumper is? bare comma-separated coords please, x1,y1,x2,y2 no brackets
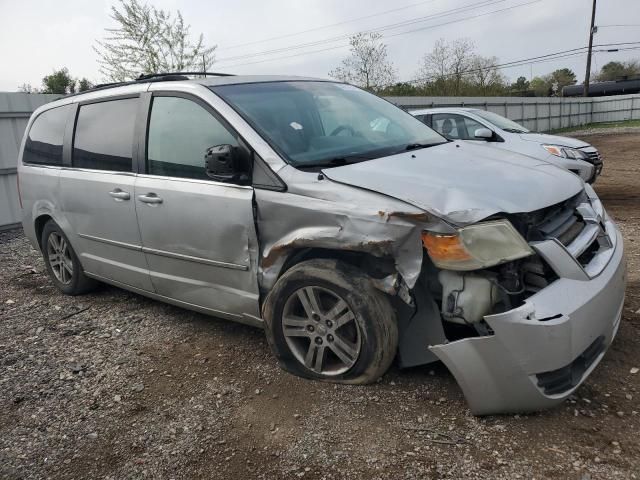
430,219,626,415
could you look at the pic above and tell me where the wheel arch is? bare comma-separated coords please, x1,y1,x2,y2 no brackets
34,213,54,251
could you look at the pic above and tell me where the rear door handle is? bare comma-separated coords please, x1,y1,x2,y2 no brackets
109,189,130,201
137,193,163,205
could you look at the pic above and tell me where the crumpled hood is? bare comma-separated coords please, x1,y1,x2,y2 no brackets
518,132,590,148
322,141,584,225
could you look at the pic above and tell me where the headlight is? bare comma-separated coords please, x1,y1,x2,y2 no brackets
542,144,588,160
422,220,533,270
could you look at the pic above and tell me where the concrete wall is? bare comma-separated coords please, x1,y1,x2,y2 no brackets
0,93,61,229
385,93,640,132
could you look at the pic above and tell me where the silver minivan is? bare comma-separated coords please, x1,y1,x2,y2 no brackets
18,74,625,415
411,107,603,183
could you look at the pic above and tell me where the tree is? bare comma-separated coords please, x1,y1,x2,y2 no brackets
415,38,506,96
78,78,93,92
18,84,39,94
468,55,506,95
42,68,76,94
595,60,640,81
549,68,577,94
379,82,422,96
527,69,577,97
530,76,550,96
329,32,396,91
95,0,217,82
417,38,475,95
510,76,530,95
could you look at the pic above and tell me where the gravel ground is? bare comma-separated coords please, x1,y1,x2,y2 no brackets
1,132,639,479
555,125,640,137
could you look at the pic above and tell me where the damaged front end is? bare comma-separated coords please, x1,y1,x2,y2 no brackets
256,161,625,415
424,186,625,415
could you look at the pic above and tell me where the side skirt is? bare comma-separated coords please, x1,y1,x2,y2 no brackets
84,271,265,329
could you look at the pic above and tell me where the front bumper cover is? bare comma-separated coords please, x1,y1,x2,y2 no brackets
430,222,626,415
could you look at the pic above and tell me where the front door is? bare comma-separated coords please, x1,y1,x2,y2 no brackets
59,97,153,291
134,93,260,319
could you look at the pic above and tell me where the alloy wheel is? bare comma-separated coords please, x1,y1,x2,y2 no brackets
282,286,362,376
47,232,74,285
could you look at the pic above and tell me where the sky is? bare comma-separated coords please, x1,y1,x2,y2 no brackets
0,0,639,91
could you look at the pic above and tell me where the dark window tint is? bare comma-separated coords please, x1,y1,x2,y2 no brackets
147,96,237,179
23,105,71,165
73,98,137,171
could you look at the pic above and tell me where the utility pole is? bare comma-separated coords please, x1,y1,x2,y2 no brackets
584,0,597,97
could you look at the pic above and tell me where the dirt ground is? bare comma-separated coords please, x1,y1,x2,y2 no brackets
1,131,639,480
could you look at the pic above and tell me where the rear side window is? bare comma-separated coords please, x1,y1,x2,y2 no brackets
23,105,71,165
73,98,138,172
147,96,237,179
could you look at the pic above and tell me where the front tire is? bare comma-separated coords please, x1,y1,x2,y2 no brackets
263,259,398,384
41,220,97,295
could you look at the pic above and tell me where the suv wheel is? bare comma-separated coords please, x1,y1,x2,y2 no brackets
41,220,97,295
263,259,398,384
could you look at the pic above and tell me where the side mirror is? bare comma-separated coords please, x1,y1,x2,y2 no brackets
205,144,248,184
474,128,494,141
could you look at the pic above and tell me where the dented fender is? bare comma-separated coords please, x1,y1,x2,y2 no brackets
254,167,437,292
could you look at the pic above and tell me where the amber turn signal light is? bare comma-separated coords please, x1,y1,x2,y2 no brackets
421,232,472,262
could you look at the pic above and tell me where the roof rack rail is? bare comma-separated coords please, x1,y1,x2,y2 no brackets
136,71,235,81
66,71,237,98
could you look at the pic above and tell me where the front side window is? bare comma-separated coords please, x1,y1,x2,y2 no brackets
211,81,445,168
431,113,486,140
73,98,137,172
147,96,237,179
23,105,71,165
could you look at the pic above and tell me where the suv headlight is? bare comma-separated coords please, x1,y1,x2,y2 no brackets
542,144,588,160
422,220,533,270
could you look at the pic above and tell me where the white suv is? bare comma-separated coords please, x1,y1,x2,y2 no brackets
411,107,603,183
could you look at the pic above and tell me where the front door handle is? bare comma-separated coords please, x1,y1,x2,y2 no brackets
137,193,163,205
109,189,130,201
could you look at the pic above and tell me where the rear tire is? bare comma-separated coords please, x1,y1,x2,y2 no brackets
41,220,97,295
263,259,398,384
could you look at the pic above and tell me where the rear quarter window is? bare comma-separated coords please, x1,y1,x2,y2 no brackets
23,105,71,166
73,98,138,172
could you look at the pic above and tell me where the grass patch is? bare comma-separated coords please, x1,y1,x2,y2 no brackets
551,119,640,134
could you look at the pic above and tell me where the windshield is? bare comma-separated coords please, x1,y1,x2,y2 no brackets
472,110,530,133
211,81,446,168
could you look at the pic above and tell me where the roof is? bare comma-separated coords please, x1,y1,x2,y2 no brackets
408,107,480,114
197,75,331,87
35,75,337,111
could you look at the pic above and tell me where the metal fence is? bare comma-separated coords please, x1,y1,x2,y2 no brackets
0,93,61,229
385,93,640,132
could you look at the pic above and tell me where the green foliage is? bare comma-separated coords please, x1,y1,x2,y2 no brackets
510,76,530,95
35,68,94,95
42,68,76,94
595,60,640,81
527,69,577,97
78,78,93,92
529,76,549,96
95,0,217,82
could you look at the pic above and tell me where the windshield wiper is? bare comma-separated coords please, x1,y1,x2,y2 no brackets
502,128,528,134
398,142,445,153
295,155,373,170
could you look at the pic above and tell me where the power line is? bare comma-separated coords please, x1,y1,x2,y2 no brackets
217,0,441,51
216,0,504,64
597,24,640,28
399,41,640,85
218,0,540,68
